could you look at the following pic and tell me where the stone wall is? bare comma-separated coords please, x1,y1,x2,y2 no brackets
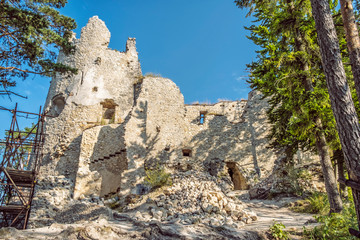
179,92,277,183
29,16,142,227
30,16,298,228
74,124,127,200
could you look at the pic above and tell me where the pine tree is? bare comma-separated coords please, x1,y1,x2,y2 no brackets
339,0,360,103
235,0,343,212
0,0,77,96
310,0,360,232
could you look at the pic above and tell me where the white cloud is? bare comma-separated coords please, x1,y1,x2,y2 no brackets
235,76,248,82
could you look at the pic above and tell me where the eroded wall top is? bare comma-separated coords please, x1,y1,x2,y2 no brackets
44,16,141,121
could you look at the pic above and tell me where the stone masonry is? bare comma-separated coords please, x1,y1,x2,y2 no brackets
28,16,317,228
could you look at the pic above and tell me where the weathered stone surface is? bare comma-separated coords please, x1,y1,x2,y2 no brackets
29,16,320,229
30,16,142,226
74,124,127,199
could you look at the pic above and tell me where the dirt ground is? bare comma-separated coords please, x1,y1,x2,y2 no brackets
0,196,318,240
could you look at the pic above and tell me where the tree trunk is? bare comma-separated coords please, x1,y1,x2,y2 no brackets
315,119,343,212
294,26,343,212
335,149,349,199
310,0,360,229
340,0,360,102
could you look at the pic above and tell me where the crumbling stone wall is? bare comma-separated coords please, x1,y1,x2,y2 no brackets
29,16,305,228
29,16,142,227
121,76,186,196
181,92,277,183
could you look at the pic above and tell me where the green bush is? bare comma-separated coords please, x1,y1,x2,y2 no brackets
144,167,172,189
290,192,329,215
303,189,358,239
269,221,289,240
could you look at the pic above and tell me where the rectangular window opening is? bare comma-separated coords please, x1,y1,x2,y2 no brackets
100,99,118,121
182,149,192,157
199,111,207,125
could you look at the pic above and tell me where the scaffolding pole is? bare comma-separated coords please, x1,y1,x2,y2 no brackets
0,104,47,229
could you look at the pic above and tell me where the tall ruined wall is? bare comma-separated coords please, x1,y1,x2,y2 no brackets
40,16,141,180
29,16,299,228
29,16,141,227
73,124,127,200
120,76,186,196
44,16,140,116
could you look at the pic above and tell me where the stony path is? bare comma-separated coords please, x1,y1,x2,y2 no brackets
242,198,317,231
0,197,318,239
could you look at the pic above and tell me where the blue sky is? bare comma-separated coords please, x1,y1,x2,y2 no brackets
0,1,257,137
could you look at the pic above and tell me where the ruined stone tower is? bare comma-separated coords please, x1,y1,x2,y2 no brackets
29,16,297,227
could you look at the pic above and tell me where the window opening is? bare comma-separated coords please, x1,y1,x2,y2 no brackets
182,149,192,157
100,99,118,122
51,95,65,117
199,111,207,124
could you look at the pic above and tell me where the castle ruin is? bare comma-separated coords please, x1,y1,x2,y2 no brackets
27,16,312,227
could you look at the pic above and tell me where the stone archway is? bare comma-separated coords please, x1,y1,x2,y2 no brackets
226,162,249,190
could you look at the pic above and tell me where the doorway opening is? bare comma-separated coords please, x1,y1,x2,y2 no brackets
226,162,249,190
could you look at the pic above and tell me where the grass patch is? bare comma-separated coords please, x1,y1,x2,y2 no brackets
144,166,172,189
145,72,162,78
290,192,329,215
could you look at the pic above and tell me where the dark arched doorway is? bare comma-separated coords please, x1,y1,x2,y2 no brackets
226,162,249,190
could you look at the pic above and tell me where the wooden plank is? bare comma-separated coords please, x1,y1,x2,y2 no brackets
4,168,35,185
0,205,26,214
5,168,34,175
3,169,28,205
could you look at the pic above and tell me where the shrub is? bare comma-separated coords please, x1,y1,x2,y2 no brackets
144,167,172,189
290,192,329,215
269,221,289,240
303,188,358,239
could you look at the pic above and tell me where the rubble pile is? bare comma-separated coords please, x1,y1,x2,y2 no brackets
122,171,257,228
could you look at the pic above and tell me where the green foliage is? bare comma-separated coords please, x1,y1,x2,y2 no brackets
108,201,121,209
144,166,172,189
236,0,348,214
0,0,77,93
303,189,358,239
269,221,289,240
304,204,358,239
291,192,330,215
1,124,37,170
235,0,347,155
144,72,162,78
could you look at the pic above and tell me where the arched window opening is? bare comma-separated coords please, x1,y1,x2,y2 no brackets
51,95,65,117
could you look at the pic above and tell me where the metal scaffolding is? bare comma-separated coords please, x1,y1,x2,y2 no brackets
0,104,46,229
